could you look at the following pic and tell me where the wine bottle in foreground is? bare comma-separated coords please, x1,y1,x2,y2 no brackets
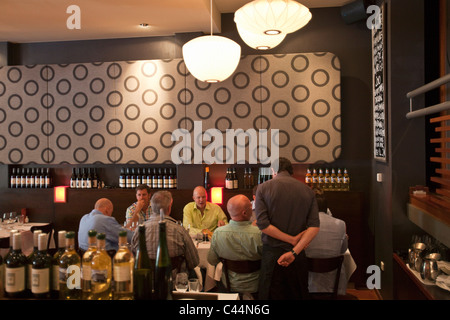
154,209,172,300
134,224,153,300
31,233,52,299
59,231,81,300
81,229,97,299
51,230,66,298
113,230,134,300
90,233,112,300
5,233,27,298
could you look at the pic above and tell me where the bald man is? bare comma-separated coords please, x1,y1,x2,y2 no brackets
78,198,133,252
183,186,228,237
207,195,262,295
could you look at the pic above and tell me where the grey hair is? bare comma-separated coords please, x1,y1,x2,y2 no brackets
151,191,172,215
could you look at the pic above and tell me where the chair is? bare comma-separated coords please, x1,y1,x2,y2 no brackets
220,258,261,298
307,255,344,300
30,222,55,251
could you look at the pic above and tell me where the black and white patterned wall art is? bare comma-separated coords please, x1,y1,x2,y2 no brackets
0,52,341,165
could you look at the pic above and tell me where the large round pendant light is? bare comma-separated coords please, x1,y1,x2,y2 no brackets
234,0,312,36
182,0,241,83
183,35,241,83
236,23,286,50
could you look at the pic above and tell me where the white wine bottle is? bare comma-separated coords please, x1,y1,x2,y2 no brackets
113,230,134,300
90,233,112,300
51,230,66,298
59,231,81,300
31,233,52,299
81,229,97,299
5,233,27,298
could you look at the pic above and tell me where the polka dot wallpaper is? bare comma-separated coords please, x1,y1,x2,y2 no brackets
0,52,341,165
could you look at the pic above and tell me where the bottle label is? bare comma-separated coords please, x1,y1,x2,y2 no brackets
225,180,233,189
5,266,25,293
113,265,131,282
32,268,50,294
91,269,108,283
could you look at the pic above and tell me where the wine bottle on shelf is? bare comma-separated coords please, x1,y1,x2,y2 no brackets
81,229,97,299
312,168,318,188
70,168,77,188
134,225,153,300
113,230,134,300
141,168,147,186
92,168,98,189
343,168,350,191
225,168,232,189
31,233,52,299
318,169,324,189
204,166,211,190
136,168,142,186
51,231,66,298
27,230,42,293
81,168,87,189
86,168,92,189
324,168,331,191
232,168,238,189
125,168,131,189
172,168,177,189
39,168,45,189
10,168,16,188
59,231,81,300
336,168,343,191
330,168,337,190
168,168,174,189
162,168,168,189
31,168,37,188
248,168,254,189
45,168,52,188
20,168,26,188
90,233,112,300
157,168,163,189
131,168,136,189
119,168,125,189
305,168,312,188
5,232,27,298
154,209,172,300
15,168,21,188
146,168,152,188
151,168,157,189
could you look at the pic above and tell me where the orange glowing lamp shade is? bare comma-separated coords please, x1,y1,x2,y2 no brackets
54,186,68,203
211,187,223,204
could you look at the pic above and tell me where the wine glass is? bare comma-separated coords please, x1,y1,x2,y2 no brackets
188,278,200,292
9,212,17,224
175,273,189,292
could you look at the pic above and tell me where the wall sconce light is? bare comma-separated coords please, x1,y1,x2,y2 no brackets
211,187,223,204
54,186,68,203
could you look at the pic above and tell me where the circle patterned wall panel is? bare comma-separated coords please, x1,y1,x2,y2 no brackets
0,52,341,165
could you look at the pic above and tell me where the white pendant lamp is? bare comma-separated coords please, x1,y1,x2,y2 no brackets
182,0,241,83
234,0,312,36
236,23,286,50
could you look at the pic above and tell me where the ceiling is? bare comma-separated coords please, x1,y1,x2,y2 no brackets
0,0,353,43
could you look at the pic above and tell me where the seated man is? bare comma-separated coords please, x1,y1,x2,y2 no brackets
125,184,152,229
305,188,349,295
183,186,228,237
207,194,262,296
131,191,199,273
78,198,133,252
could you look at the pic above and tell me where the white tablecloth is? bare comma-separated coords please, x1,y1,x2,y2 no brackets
0,222,55,257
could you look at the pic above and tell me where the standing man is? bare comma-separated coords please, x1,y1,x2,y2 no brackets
255,157,320,300
125,184,152,229
183,186,228,237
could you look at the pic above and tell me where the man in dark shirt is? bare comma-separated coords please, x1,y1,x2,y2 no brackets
255,157,320,299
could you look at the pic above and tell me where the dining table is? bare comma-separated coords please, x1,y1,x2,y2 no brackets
0,221,55,257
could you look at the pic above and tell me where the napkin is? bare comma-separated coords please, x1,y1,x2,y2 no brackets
436,274,450,292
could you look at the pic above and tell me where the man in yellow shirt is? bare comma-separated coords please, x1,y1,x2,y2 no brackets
183,186,228,237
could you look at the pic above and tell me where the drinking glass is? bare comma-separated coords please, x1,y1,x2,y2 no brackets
175,273,189,292
9,212,17,224
188,278,199,292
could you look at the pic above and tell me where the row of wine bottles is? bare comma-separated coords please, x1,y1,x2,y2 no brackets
119,167,177,190
9,167,53,189
305,168,350,191
0,219,173,300
70,167,104,189
224,167,270,190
